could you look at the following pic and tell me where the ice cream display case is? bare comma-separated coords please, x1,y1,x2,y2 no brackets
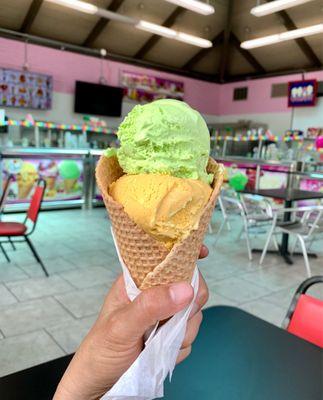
215,156,323,206
90,149,104,207
0,148,90,211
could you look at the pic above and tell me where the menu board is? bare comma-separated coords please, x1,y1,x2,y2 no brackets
2,158,83,203
121,71,184,103
0,68,52,109
288,79,317,107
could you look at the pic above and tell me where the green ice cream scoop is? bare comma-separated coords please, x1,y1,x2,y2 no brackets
59,160,81,179
106,99,212,183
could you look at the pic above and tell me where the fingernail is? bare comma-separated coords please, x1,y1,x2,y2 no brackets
169,282,193,305
189,302,200,318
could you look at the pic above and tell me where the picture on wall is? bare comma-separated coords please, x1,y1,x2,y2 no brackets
0,68,52,110
288,79,318,107
120,71,184,103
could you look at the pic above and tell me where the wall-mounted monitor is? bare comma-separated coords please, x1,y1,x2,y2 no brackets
74,81,124,117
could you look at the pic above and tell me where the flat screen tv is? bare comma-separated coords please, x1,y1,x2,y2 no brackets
74,81,124,117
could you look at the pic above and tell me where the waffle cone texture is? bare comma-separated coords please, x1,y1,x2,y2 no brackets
96,155,224,290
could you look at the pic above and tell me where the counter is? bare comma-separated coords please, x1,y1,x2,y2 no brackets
1,149,322,212
1,148,91,211
215,156,323,206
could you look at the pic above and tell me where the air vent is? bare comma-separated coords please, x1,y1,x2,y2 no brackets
318,81,323,96
271,83,288,98
233,87,248,101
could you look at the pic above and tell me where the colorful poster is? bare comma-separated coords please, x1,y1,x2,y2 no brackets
298,178,323,206
2,158,83,203
120,71,184,103
0,68,52,110
288,79,317,107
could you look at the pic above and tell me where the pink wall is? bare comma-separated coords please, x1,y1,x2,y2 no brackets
0,37,220,115
219,71,323,115
1,37,323,117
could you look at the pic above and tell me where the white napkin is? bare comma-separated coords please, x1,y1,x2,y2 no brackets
100,229,199,400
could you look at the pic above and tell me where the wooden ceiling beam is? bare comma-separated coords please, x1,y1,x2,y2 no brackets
134,7,186,59
266,0,321,67
83,0,125,47
20,0,44,33
230,32,266,73
219,0,234,82
182,30,224,70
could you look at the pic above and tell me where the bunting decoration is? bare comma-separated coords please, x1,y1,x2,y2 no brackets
0,119,115,134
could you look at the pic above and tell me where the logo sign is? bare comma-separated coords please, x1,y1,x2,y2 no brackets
288,79,318,107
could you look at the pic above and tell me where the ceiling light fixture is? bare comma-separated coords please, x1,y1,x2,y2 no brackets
45,0,212,48
136,20,177,38
176,32,212,47
164,0,215,15
250,0,315,17
46,0,98,14
241,23,323,49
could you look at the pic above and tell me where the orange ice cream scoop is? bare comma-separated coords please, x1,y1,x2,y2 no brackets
109,174,212,249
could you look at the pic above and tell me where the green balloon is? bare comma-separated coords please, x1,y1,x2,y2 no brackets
59,160,80,180
229,173,248,191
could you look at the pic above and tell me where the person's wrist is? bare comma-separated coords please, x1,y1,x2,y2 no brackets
54,372,100,400
53,345,102,400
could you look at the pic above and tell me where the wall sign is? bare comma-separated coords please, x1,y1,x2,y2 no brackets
120,71,184,103
288,79,317,107
0,68,52,110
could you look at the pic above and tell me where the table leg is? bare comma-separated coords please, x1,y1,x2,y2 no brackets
280,200,293,264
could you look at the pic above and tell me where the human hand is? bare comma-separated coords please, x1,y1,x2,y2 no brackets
54,246,209,400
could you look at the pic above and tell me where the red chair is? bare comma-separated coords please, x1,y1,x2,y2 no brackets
283,276,323,348
0,174,16,251
0,174,14,217
0,179,49,276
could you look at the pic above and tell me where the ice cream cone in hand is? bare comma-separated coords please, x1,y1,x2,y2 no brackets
96,99,224,290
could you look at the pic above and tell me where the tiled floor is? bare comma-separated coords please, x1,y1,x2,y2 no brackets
0,207,322,376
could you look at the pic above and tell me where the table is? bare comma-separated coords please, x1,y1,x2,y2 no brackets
165,306,322,400
0,306,322,400
240,188,323,264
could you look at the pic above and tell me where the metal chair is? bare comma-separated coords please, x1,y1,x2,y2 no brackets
260,206,323,277
283,276,323,348
214,193,278,261
0,174,14,218
0,179,49,276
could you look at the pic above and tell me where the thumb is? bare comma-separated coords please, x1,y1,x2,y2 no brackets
115,282,194,341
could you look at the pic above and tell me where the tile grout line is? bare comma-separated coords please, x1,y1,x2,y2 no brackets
2,282,21,303
0,327,59,340
57,274,81,290
43,328,68,355
52,296,80,320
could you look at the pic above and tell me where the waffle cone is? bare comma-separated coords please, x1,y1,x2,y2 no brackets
96,155,224,290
